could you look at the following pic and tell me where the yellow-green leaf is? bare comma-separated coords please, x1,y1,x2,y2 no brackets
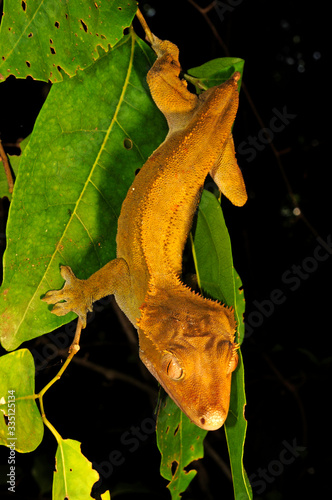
0,348,44,452
53,438,108,499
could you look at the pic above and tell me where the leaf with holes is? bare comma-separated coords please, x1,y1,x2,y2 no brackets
156,396,207,500
0,31,168,351
0,348,44,452
53,438,110,499
0,0,137,82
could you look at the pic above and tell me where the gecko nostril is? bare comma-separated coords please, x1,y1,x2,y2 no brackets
200,417,206,426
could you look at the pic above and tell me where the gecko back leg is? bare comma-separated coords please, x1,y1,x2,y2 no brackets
210,134,247,207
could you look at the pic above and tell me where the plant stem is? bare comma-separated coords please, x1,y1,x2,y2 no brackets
42,414,63,444
36,320,83,442
136,7,154,45
37,351,75,404
37,319,83,403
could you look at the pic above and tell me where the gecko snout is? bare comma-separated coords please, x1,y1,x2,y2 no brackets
198,408,228,431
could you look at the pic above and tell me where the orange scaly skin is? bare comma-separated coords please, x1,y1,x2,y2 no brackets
43,34,247,430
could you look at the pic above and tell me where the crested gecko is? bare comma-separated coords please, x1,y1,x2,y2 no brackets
43,30,247,431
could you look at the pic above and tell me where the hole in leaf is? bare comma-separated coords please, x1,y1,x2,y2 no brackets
123,138,133,150
171,461,178,476
3,414,9,426
50,47,56,55
100,34,106,39
134,168,141,176
94,2,99,8
21,0,27,12
118,6,122,9
123,27,130,35
173,424,180,436
50,38,53,44
80,19,88,32
26,61,31,67
55,21,60,28
28,32,33,38
65,13,68,19
2,56,6,61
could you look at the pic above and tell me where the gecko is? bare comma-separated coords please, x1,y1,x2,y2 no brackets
42,30,247,431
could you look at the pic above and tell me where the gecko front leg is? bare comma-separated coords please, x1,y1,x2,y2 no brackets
43,258,131,328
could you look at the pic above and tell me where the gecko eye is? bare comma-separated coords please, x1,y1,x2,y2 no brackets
162,352,183,380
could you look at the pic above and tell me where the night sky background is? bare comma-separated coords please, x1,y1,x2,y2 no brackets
0,0,330,499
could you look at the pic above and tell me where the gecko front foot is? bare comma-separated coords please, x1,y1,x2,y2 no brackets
42,265,93,328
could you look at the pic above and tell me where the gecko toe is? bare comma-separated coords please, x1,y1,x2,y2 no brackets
60,265,76,282
51,302,72,317
42,289,65,304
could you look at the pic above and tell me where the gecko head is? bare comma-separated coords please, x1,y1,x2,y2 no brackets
137,286,239,430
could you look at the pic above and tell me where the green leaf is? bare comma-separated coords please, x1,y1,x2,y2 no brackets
187,57,245,90
193,190,252,500
156,61,249,499
0,31,168,351
0,348,44,452
156,396,207,499
192,189,236,306
225,351,252,500
0,0,138,82
53,438,109,499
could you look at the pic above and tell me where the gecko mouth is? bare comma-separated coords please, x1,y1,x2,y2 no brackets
168,392,227,431
197,409,227,431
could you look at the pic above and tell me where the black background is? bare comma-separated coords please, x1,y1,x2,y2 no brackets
0,1,330,499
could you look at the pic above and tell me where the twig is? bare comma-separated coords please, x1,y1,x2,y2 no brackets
187,0,323,246
136,7,154,45
110,296,137,348
37,335,157,398
0,139,14,193
69,318,83,353
187,0,230,56
204,440,233,481
261,351,308,445
63,351,158,398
